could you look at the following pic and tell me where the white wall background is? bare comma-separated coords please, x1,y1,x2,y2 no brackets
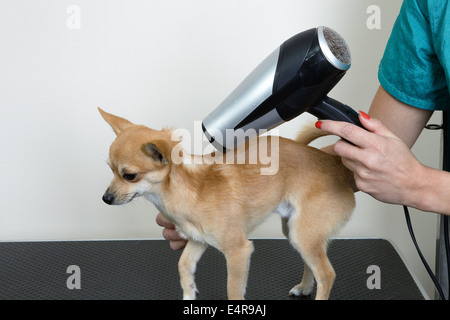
0,0,443,298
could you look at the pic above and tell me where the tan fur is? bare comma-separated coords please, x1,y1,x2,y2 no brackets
99,108,355,300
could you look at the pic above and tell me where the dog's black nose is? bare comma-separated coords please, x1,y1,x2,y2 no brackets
102,193,115,205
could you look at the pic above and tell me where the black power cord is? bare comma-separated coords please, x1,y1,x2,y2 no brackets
444,214,450,299
414,115,450,300
443,110,450,300
404,205,448,300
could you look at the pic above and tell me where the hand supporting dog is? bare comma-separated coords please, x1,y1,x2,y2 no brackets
155,212,187,251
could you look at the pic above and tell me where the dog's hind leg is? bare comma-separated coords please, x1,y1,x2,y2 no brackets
282,216,315,297
286,205,337,300
178,240,208,300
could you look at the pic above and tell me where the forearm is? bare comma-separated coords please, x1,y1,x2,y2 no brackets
410,165,450,216
369,86,450,214
368,86,433,148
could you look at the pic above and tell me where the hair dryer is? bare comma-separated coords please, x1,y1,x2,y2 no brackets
202,26,362,151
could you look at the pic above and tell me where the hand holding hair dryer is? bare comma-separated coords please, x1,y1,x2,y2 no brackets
202,26,362,151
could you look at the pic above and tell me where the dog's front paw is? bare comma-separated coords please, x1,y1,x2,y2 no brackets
289,283,312,297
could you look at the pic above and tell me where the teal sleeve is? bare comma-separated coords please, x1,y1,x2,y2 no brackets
378,0,450,111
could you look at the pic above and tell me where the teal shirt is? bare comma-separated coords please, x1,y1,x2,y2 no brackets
378,0,450,111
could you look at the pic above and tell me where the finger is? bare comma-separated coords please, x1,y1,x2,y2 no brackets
339,154,359,172
318,119,373,149
169,240,187,251
338,157,361,192
155,212,174,229
358,111,399,140
333,138,364,162
162,227,183,241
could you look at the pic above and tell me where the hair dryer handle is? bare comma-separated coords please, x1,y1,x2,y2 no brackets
308,96,363,128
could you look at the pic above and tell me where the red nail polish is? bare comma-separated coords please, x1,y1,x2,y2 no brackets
360,111,371,120
315,121,322,129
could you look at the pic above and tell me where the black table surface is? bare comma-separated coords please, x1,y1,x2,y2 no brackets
0,238,424,300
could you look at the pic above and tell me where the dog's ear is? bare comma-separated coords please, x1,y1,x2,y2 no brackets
98,107,134,136
141,141,170,165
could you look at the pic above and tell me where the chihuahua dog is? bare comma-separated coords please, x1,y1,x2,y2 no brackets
99,108,355,300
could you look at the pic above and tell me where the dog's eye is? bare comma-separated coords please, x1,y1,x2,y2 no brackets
123,173,137,181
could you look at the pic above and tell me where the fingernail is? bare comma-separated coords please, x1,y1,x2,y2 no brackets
315,121,322,129
360,111,371,120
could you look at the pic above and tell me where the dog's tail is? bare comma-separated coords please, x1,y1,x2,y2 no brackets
295,121,331,145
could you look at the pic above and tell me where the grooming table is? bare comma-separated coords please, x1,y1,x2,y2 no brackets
0,238,424,300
